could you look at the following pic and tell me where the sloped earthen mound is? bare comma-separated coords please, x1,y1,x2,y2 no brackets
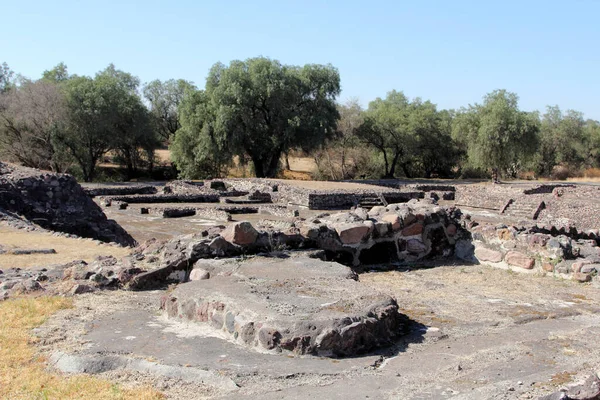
0,162,135,246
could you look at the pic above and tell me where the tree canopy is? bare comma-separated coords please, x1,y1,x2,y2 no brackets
452,90,539,178
143,79,196,143
172,57,341,178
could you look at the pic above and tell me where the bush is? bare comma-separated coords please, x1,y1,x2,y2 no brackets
459,166,488,179
550,165,579,180
583,168,600,178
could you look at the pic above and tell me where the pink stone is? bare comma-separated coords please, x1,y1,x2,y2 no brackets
221,221,258,246
505,251,535,270
474,247,503,263
381,214,401,231
335,223,371,245
401,223,424,237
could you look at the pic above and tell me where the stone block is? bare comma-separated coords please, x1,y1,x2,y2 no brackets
475,247,503,263
505,251,535,270
221,221,259,246
334,223,371,245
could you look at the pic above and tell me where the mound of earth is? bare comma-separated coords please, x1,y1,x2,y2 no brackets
0,162,135,246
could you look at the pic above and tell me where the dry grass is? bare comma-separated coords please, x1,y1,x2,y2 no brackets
0,296,163,399
0,226,130,268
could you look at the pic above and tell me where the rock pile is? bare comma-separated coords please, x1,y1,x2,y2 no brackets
472,223,600,282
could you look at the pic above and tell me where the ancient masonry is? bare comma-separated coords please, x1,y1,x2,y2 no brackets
2,165,600,359
0,162,135,246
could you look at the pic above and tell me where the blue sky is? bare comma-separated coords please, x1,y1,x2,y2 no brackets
2,0,599,119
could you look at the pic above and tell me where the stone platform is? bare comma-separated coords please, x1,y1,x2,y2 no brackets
161,256,405,356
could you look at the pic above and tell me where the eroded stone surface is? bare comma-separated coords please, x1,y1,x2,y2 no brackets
161,257,405,356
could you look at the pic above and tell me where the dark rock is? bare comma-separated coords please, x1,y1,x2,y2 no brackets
0,163,135,246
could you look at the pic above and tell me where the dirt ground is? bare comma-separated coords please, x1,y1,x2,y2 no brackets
29,258,600,400
4,176,600,399
0,226,130,268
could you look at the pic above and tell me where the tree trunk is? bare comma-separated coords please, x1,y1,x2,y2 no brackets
265,150,282,178
382,149,390,178
388,151,401,178
284,151,291,170
252,156,266,178
401,163,412,179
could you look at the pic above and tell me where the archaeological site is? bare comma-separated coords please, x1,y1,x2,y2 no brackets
1,161,600,399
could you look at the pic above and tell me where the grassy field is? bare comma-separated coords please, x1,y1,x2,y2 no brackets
0,296,163,399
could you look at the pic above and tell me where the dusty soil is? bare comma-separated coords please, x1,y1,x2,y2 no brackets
34,260,600,399
0,226,130,268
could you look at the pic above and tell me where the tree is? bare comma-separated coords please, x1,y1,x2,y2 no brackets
408,104,460,178
0,79,70,171
170,89,231,178
42,62,70,83
143,79,196,144
535,106,586,175
452,90,539,180
355,91,412,178
313,98,364,180
97,66,158,179
355,91,456,178
57,65,157,181
0,62,14,94
584,119,600,168
194,57,340,178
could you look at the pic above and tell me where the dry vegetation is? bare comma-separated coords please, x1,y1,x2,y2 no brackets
0,296,163,399
0,226,130,268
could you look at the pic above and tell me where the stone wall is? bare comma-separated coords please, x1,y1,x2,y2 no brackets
471,223,600,282
83,185,157,197
0,163,135,246
100,194,220,204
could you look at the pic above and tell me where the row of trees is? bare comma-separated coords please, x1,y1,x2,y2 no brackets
0,62,193,181
2,58,599,181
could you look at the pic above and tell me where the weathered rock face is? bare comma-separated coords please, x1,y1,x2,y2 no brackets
0,163,135,246
160,257,406,356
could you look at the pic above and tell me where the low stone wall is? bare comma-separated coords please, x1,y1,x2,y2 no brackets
523,184,575,195
306,191,423,210
471,223,600,283
259,205,299,218
101,194,220,204
84,185,157,197
145,206,231,221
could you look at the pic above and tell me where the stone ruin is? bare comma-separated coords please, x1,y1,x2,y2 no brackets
0,162,135,246
3,164,600,366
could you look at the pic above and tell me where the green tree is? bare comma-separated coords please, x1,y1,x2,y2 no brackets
356,91,457,178
42,62,70,83
584,119,600,168
194,57,340,178
408,104,460,178
313,98,364,180
170,89,231,178
58,65,157,181
452,90,539,180
535,106,586,175
143,79,196,144
355,90,412,178
0,62,15,94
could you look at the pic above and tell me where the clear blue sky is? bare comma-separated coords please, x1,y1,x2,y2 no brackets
2,0,599,119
